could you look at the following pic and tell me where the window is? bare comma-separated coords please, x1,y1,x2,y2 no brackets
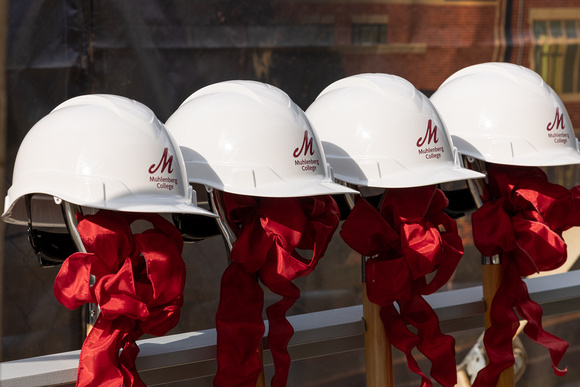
351,23,387,45
350,15,388,46
532,16,580,99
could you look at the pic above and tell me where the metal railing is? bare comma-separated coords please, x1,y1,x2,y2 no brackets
2,270,579,387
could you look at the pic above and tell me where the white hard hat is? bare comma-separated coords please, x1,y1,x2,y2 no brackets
3,94,216,227
165,80,357,197
305,73,484,188
430,62,580,167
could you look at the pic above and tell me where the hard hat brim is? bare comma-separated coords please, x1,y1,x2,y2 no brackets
3,187,217,227
333,165,485,189
183,161,359,198
453,135,580,167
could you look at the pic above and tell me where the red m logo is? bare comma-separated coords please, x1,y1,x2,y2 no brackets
416,119,439,147
293,130,315,157
546,107,565,131
149,147,174,174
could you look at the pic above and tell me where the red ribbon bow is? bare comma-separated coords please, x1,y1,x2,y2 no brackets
53,211,186,387
213,192,340,387
471,164,580,387
340,185,463,387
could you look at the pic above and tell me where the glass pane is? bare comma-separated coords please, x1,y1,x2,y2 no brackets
549,45,557,87
534,20,548,39
535,44,550,81
379,24,387,43
352,24,387,45
577,46,580,93
551,45,565,93
563,44,577,93
565,20,577,38
550,20,563,38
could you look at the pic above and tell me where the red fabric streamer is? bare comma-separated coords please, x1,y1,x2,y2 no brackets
213,193,340,387
340,186,463,387
471,164,579,387
53,211,186,387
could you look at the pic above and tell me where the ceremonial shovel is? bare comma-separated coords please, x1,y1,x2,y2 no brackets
208,189,267,387
343,191,394,387
61,201,100,337
462,156,515,387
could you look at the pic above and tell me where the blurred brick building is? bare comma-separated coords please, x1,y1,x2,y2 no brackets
274,0,580,131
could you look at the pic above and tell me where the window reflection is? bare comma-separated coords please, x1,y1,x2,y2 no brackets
533,17,580,98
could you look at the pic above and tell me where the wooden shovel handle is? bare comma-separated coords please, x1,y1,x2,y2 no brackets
363,283,394,387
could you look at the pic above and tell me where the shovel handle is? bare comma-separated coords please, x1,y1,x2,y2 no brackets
481,265,515,386
256,344,266,387
208,189,266,387
464,157,514,387
363,282,393,387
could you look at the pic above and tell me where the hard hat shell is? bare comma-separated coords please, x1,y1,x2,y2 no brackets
165,80,357,197
430,62,580,167
3,94,216,227
305,73,484,188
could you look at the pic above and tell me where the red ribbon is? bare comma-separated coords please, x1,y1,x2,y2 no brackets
213,193,340,387
340,186,463,387
53,211,186,387
471,164,579,386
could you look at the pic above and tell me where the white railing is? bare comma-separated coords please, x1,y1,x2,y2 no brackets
2,270,579,387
